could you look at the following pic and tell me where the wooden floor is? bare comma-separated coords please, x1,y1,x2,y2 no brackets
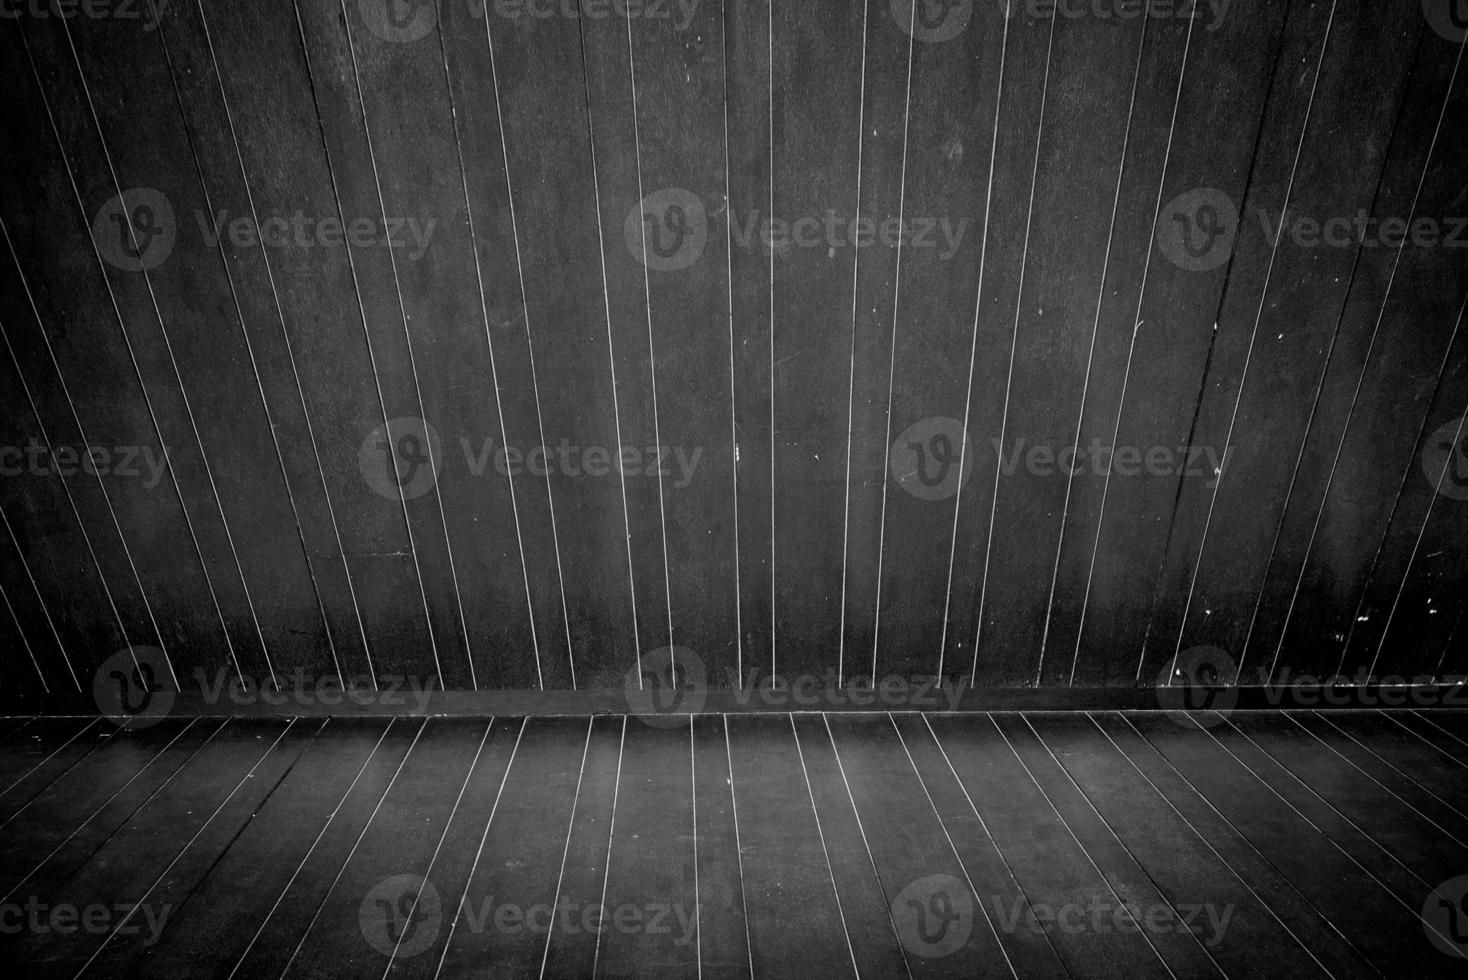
0,711,1466,979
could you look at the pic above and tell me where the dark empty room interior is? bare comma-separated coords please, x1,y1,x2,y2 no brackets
2,0,1468,977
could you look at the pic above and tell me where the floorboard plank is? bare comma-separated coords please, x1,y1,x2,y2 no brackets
990,713,1225,979
593,719,699,979
223,718,425,980
825,713,1020,978
789,714,911,978
63,720,320,979
539,716,625,980
0,717,109,816
724,712,857,977
1087,712,1380,980
925,714,1176,980
1027,712,1337,980
889,714,1070,980
126,718,395,978
1222,712,1468,885
1127,710,1461,977
10,718,305,977
687,714,752,980
1293,711,1468,830
1386,710,1468,770
432,716,589,979
0,718,220,903
373,717,523,980
281,718,496,980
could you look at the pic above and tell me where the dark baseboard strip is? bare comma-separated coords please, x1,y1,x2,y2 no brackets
2,682,1466,718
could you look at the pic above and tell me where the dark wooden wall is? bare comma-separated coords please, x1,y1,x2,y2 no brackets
0,0,1465,697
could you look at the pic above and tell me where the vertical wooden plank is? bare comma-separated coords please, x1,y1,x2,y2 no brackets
865,0,1008,681
1345,313,1468,680
0,574,51,697
290,0,504,689
288,0,472,687
337,0,552,688
963,2,1152,685
0,309,126,690
1237,21,1468,686
1063,0,1292,685
0,23,226,684
28,10,336,684
1037,9,1194,686
463,1,642,685
154,0,383,685
578,3,681,670
1149,4,1425,686
0,523,66,696
630,0,741,679
766,0,868,683
172,0,440,684
833,0,910,680
937,7,1075,684
439,0,576,687
725,0,773,677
